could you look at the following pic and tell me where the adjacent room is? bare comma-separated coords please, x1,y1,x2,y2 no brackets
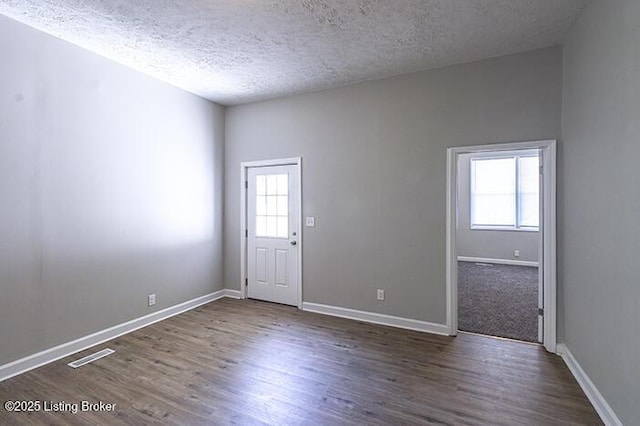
1,1,638,425
457,149,542,343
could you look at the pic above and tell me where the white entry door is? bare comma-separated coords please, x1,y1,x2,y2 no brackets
247,165,299,306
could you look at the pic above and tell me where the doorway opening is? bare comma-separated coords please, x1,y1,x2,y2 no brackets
446,141,556,352
457,149,541,343
240,158,303,308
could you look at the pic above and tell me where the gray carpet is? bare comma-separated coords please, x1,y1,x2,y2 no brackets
458,261,538,342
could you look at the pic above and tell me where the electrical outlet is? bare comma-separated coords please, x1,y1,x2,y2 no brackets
376,289,385,301
148,293,156,307
514,250,520,257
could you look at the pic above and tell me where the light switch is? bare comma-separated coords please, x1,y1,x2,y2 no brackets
305,216,315,227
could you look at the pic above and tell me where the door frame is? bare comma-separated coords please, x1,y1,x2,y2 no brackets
240,157,303,309
446,140,557,353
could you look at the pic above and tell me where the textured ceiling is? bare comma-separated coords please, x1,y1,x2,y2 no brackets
0,0,589,105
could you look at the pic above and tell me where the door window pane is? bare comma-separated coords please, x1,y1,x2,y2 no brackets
266,196,277,216
276,196,288,216
277,175,288,195
266,216,277,236
256,216,267,236
256,196,266,216
256,175,266,195
266,175,278,195
255,173,289,238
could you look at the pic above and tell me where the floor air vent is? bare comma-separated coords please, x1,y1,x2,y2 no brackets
68,348,115,368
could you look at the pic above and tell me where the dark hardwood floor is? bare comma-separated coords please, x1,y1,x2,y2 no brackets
0,298,601,425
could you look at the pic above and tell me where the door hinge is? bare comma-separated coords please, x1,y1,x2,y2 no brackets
245,278,248,287
538,307,544,316
539,165,544,175
245,180,248,189
245,229,248,238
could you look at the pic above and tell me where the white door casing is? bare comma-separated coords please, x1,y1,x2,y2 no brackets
446,140,557,353
246,164,299,306
537,149,544,343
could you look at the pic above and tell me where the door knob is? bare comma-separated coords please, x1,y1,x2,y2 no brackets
290,241,297,246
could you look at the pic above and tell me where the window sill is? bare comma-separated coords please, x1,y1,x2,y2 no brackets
470,226,539,232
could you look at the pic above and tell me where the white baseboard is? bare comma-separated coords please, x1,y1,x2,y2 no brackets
302,302,450,336
457,256,538,267
0,289,229,383
557,343,622,426
222,289,242,299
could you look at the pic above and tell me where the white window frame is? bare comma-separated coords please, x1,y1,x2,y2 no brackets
469,150,540,232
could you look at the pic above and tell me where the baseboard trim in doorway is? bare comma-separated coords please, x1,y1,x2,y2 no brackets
557,344,622,426
302,302,450,336
457,256,539,268
0,289,229,383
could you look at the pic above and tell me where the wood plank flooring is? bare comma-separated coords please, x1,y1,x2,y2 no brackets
0,298,601,425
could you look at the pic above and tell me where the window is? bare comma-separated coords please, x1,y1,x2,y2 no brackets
255,174,289,238
470,152,539,230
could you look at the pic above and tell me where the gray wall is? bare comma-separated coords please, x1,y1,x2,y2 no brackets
0,15,225,365
225,47,562,324
457,153,538,263
561,0,640,423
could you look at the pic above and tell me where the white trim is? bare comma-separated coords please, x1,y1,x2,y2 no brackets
302,302,450,336
541,142,557,352
296,160,303,309
469,225,538,232
457,256,538,267
465,148,540,160
222,289,242,299
0,290,228,382
446,147,458,336
239,157,301,168
446,140,557,352
240,157,303,309
557,344,622,426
